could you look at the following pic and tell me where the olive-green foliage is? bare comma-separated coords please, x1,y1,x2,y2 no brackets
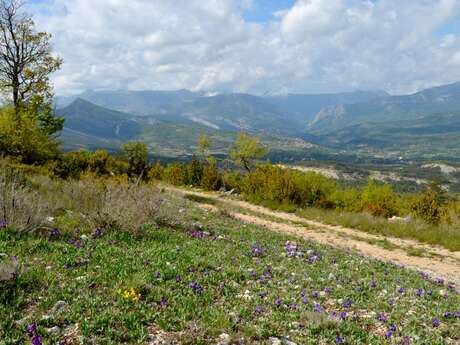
330,188,362,212
200,159,222,191
229,132,268,172
148,161,165,181
222,171,244,193
441,200,460,227
0,107,59,164
164,163,189,186
54,149,124,179
241,164,336,208
360,180,398,217
187,156,204,186
410,188,442,225
121,141,148,178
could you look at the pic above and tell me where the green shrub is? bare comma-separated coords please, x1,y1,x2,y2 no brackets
148,161,165,181
0,107,59,164
331,188,362,212
241,164,336,208
410,189,442,225
361,180,398,218
164,163,189,186
200,160,222,191
187,156,204,185
54,150,124,179
121,141,148,178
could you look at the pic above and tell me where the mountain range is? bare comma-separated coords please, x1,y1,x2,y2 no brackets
56,81,460,162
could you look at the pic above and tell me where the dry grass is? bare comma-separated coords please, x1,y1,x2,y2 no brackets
0,161,50,233
51,176,165,234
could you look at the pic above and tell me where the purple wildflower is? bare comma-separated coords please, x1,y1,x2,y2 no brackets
92,227,104,238
259,291,267,299
455,311,460,318
27,323,37,335
335,335,344,344
49,228,60,238
31,335,42,345
390,324,397,332
377,313,387,322
274,298,282,307
290,303,299,311
251,244,262,256
303,296,308,304
159,297,168,307
385,331,393,338
342,298,353,308
175,275,182,283
398,287,405,294
340,311,347,320
444,312,453,319
312,291,319,298
63,263,71,269
388,298,395,307
416,288,424,297
314,303,324,313
432,319,441,328
255,305,264,314
0,220,8,228
189,281,203,293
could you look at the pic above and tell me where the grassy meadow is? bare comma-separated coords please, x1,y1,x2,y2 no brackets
0,172,459,345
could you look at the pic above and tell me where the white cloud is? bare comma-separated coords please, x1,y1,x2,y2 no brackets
28,0,460,95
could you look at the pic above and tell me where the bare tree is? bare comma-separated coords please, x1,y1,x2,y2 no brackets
0,0,62,119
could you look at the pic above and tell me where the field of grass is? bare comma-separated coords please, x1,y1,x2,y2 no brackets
1,185,459,344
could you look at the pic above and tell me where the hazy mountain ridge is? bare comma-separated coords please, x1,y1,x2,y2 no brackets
57,88,387,135
308,81,460,134
56,82,460,161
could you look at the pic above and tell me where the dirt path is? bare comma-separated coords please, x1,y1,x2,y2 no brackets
167,187,460,283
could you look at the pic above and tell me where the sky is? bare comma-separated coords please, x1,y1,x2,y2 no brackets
25,0,460,96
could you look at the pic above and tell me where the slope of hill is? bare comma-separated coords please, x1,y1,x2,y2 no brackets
265,90,388,125
308,81,460,134
57,98,143,140
55,82,460,162
57,89,388,135
56,89,201,115
57,98,326,159
314,112,460,162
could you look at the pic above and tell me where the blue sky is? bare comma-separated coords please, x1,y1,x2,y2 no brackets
26,0,460,95
242,0,296,22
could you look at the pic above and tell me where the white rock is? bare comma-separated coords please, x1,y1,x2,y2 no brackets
217,333,230,345
47,326,60,335
269,337,282,345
